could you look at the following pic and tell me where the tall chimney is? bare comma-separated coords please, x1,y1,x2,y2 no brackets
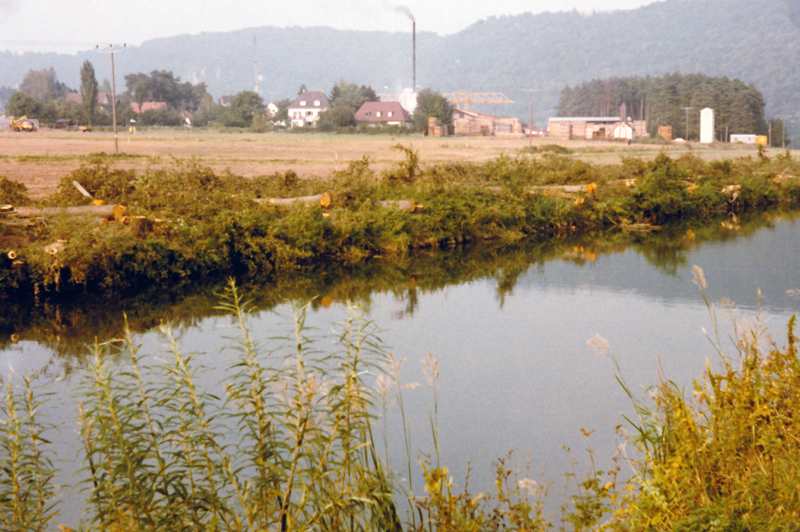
413,21,416,90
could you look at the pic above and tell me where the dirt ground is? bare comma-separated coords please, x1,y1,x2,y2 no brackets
0,128,781,199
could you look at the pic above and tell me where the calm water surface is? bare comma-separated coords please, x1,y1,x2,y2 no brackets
2,213,799,523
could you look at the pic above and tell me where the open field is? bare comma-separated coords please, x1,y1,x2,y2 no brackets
0,128,782,199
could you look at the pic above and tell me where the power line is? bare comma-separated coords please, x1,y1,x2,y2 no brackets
520,87,539,145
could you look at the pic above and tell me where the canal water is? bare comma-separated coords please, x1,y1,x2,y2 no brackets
1,210,798,525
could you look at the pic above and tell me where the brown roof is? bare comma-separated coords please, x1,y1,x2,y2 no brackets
354,101,412,124
288,90,329,110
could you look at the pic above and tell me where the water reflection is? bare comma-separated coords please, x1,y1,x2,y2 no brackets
0,209,798,525
2,209,797,360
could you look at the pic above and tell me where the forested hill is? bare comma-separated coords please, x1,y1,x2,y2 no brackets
2,0,800,128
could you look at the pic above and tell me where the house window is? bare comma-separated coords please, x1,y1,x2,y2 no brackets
300,101,307,106
376,111,382,117
314,100,320,106
365,112,371,117
388,111,393,117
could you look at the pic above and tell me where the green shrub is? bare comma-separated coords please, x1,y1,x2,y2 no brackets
0,177,30,206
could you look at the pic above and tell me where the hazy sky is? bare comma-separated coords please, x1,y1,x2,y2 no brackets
0,0,661,54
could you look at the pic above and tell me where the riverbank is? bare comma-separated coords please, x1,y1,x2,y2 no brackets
1,142,799,300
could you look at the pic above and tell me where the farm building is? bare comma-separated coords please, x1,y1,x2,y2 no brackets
547,116,648,141
452,109,523,137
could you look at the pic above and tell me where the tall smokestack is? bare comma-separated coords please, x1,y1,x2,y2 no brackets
391,5,416,89
413,21,416,90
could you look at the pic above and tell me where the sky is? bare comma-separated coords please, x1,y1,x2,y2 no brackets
0,0,662,54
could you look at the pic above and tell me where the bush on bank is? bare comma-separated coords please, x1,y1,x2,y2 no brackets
1,148,800,299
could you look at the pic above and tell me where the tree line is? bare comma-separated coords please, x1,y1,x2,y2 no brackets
2,64,454,134
557,73,788,146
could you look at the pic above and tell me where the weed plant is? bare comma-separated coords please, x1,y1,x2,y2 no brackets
583,268,800,531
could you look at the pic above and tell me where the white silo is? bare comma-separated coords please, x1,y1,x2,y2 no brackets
700,108,715,144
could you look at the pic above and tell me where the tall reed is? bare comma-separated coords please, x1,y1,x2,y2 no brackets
73,280,402,531
0,375,59,532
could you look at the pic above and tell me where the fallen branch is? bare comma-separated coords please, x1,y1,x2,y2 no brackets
379,199,416,212
255,193,332,208
11,205,126,220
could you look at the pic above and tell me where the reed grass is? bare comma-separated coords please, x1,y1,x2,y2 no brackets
1,278,799,531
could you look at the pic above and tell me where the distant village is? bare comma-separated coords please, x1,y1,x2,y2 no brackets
0,66,771,146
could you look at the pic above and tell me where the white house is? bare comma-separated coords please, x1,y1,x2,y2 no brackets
288,90,329,127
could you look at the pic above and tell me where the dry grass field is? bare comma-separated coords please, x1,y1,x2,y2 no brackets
0,127,781,199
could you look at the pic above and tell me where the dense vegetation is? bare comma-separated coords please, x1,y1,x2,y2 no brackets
1,277,798,530
2,145,800,301
556,73,788,145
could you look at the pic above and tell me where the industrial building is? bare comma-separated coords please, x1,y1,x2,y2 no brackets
547,112,648,141
452,109,523,137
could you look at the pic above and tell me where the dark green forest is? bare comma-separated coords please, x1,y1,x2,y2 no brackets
556,74,787,144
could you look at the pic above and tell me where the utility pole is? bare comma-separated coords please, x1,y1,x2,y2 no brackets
520,86,539,146
97,44,125,153
768,121,772,148
681,106,692,142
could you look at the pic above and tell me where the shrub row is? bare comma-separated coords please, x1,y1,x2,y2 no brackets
1,148,799,299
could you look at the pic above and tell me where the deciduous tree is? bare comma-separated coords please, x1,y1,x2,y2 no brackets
413,89,453,133
18,68,69,103
222,91,265,128
5,92,42,118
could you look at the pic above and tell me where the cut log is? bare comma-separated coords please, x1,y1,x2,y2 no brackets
256,192,332,208
12,205,126,220
44,240,66,255
530,185,587,193
379,199,416,212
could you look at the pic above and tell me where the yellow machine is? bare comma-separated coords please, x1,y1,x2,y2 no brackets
8,115,37,132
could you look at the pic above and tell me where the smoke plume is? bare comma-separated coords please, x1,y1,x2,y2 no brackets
385,2,414,22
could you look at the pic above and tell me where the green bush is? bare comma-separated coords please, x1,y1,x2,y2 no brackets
0,177,30,206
